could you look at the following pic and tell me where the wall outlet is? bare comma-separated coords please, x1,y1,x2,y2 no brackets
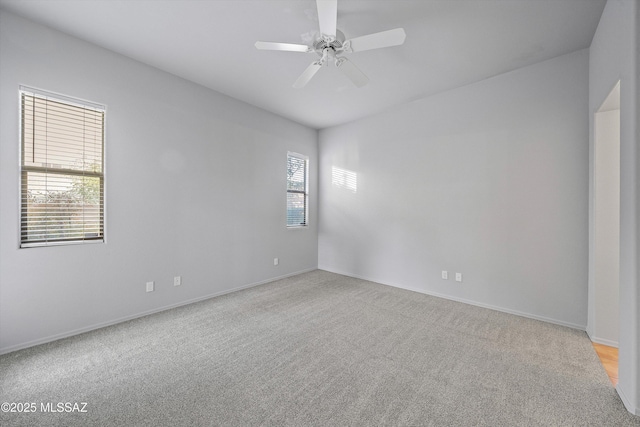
455,273,463,282
174,276,181,286
146,281,154,292
274,258,279,266
441,271,448,280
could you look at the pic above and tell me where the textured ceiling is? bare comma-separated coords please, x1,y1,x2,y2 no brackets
0,0,606,129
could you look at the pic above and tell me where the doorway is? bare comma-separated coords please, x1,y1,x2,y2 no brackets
589,81,620,353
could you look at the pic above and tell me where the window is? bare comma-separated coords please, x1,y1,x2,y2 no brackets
20,86,105,247
286,152,308,227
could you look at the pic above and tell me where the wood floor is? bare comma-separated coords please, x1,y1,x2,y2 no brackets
592,342,618,386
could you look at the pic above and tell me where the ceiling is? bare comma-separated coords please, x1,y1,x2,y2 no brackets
0,0,605,129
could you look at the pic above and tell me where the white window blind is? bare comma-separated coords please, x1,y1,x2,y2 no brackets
20,87,105,247
286,153,308,227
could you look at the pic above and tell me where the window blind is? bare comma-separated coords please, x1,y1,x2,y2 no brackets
286,153,308,227
20,87,105,247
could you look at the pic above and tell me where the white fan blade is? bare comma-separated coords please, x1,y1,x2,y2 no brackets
255,41,311,53
336,57,369,88
317,0,337,37
346,28,406,52
293,62,322,88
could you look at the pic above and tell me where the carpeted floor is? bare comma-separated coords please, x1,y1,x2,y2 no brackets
1,270,638,426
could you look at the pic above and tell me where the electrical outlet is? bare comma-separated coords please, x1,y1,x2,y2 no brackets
455,273,463,282
174,276,181,286
441,271,448,280
146,281,154,292
274,258,279,266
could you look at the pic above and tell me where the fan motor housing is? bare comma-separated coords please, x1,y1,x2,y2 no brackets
313,30,346,55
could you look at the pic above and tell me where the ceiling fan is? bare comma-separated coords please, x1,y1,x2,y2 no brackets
255,0,406,89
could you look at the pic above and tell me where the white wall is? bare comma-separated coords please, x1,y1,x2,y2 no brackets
588,0,639,415
0,11,318,354
319,49,589,329
592,107,620,346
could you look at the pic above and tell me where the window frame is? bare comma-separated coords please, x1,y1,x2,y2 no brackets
18,86,106,248
286,152,309,228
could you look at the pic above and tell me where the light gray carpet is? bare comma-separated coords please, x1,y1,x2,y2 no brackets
1,270,638,426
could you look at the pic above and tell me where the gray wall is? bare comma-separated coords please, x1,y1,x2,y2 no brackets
0,11,318,354
588,0,639,415
319,49,589,329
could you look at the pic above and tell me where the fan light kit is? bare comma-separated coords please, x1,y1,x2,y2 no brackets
255,0,406,88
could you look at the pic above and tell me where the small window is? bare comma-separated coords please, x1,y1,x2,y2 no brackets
20,86,105,247
286,152,308,227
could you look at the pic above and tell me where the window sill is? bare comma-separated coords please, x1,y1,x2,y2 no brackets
20,239,104,249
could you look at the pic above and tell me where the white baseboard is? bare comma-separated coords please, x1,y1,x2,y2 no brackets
318,266,586,331
586,331,619,348
0,267,317,356
616,384,640,416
